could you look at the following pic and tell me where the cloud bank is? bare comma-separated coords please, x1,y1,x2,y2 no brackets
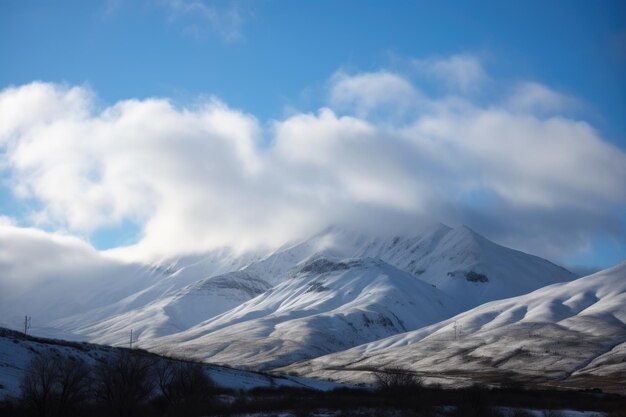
1,58,625,263
0,223,127,327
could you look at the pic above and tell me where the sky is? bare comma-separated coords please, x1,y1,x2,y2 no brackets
0,0,625,270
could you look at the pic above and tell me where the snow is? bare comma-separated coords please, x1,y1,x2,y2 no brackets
0,240,261,339
68,224,575,356
1,223,583,379
280,262,626,392
0,329,337,400
140,257,460,369
71,270,272,346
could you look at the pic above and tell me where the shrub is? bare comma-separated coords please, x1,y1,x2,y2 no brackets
372,367,422,392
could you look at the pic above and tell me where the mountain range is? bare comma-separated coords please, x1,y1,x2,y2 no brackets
2,222,623,393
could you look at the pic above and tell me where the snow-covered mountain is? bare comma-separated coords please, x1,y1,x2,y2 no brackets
141,256,460,369
2,222,581,376
243,223,576,309
281,261,626,393
71,224,575,348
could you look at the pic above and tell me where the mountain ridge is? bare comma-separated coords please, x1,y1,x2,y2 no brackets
279,261,626,393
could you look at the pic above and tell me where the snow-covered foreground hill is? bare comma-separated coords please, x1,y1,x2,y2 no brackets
280,261,626,394
0,328,336,401
2,327,620,417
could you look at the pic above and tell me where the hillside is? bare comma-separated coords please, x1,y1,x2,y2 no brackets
0,327,334,401
142,257,460,369
280,261,626,393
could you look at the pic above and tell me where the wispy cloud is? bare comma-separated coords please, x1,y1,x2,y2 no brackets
506,81,580,114
328,71,422,120
413,53,488,93
99,0,122,18
163,0,245,41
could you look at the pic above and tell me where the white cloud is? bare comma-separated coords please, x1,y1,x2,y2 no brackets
410,110,626,208
329,71,422,119
1,60,625,263
0,225,101,289
0,224,111,326
506,81,579,114
273,108,427,211
0,216,16,226
0,223,170,329
413,54,488,92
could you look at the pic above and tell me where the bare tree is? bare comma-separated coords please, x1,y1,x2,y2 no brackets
20,351,91,417
20,352,57,417
154,360,214,415
53,355,91,417
93,351,155,417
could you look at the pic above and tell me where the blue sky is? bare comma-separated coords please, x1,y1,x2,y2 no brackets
1,0,625,269
2,1,624,133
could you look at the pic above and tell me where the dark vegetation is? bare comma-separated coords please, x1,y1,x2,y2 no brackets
1,349,625,417
208,384,625,417
373,367,423,392
299,258,361,274
0,349,215,417
464,271,489,283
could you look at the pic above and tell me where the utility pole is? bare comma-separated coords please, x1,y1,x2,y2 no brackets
24,315,31,337
453,321,462,341
130,329,133,350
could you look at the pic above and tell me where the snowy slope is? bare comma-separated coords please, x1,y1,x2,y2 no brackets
51,249,262,331
341,224,576,310
74,270,272,346
0,227,261,338
142,256,462,369
68,228,374,344
75,223,575,347
281,261,626,393
0,328,336,400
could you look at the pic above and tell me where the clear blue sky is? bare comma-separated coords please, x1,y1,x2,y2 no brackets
1,0,625,269
2,1,624,136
